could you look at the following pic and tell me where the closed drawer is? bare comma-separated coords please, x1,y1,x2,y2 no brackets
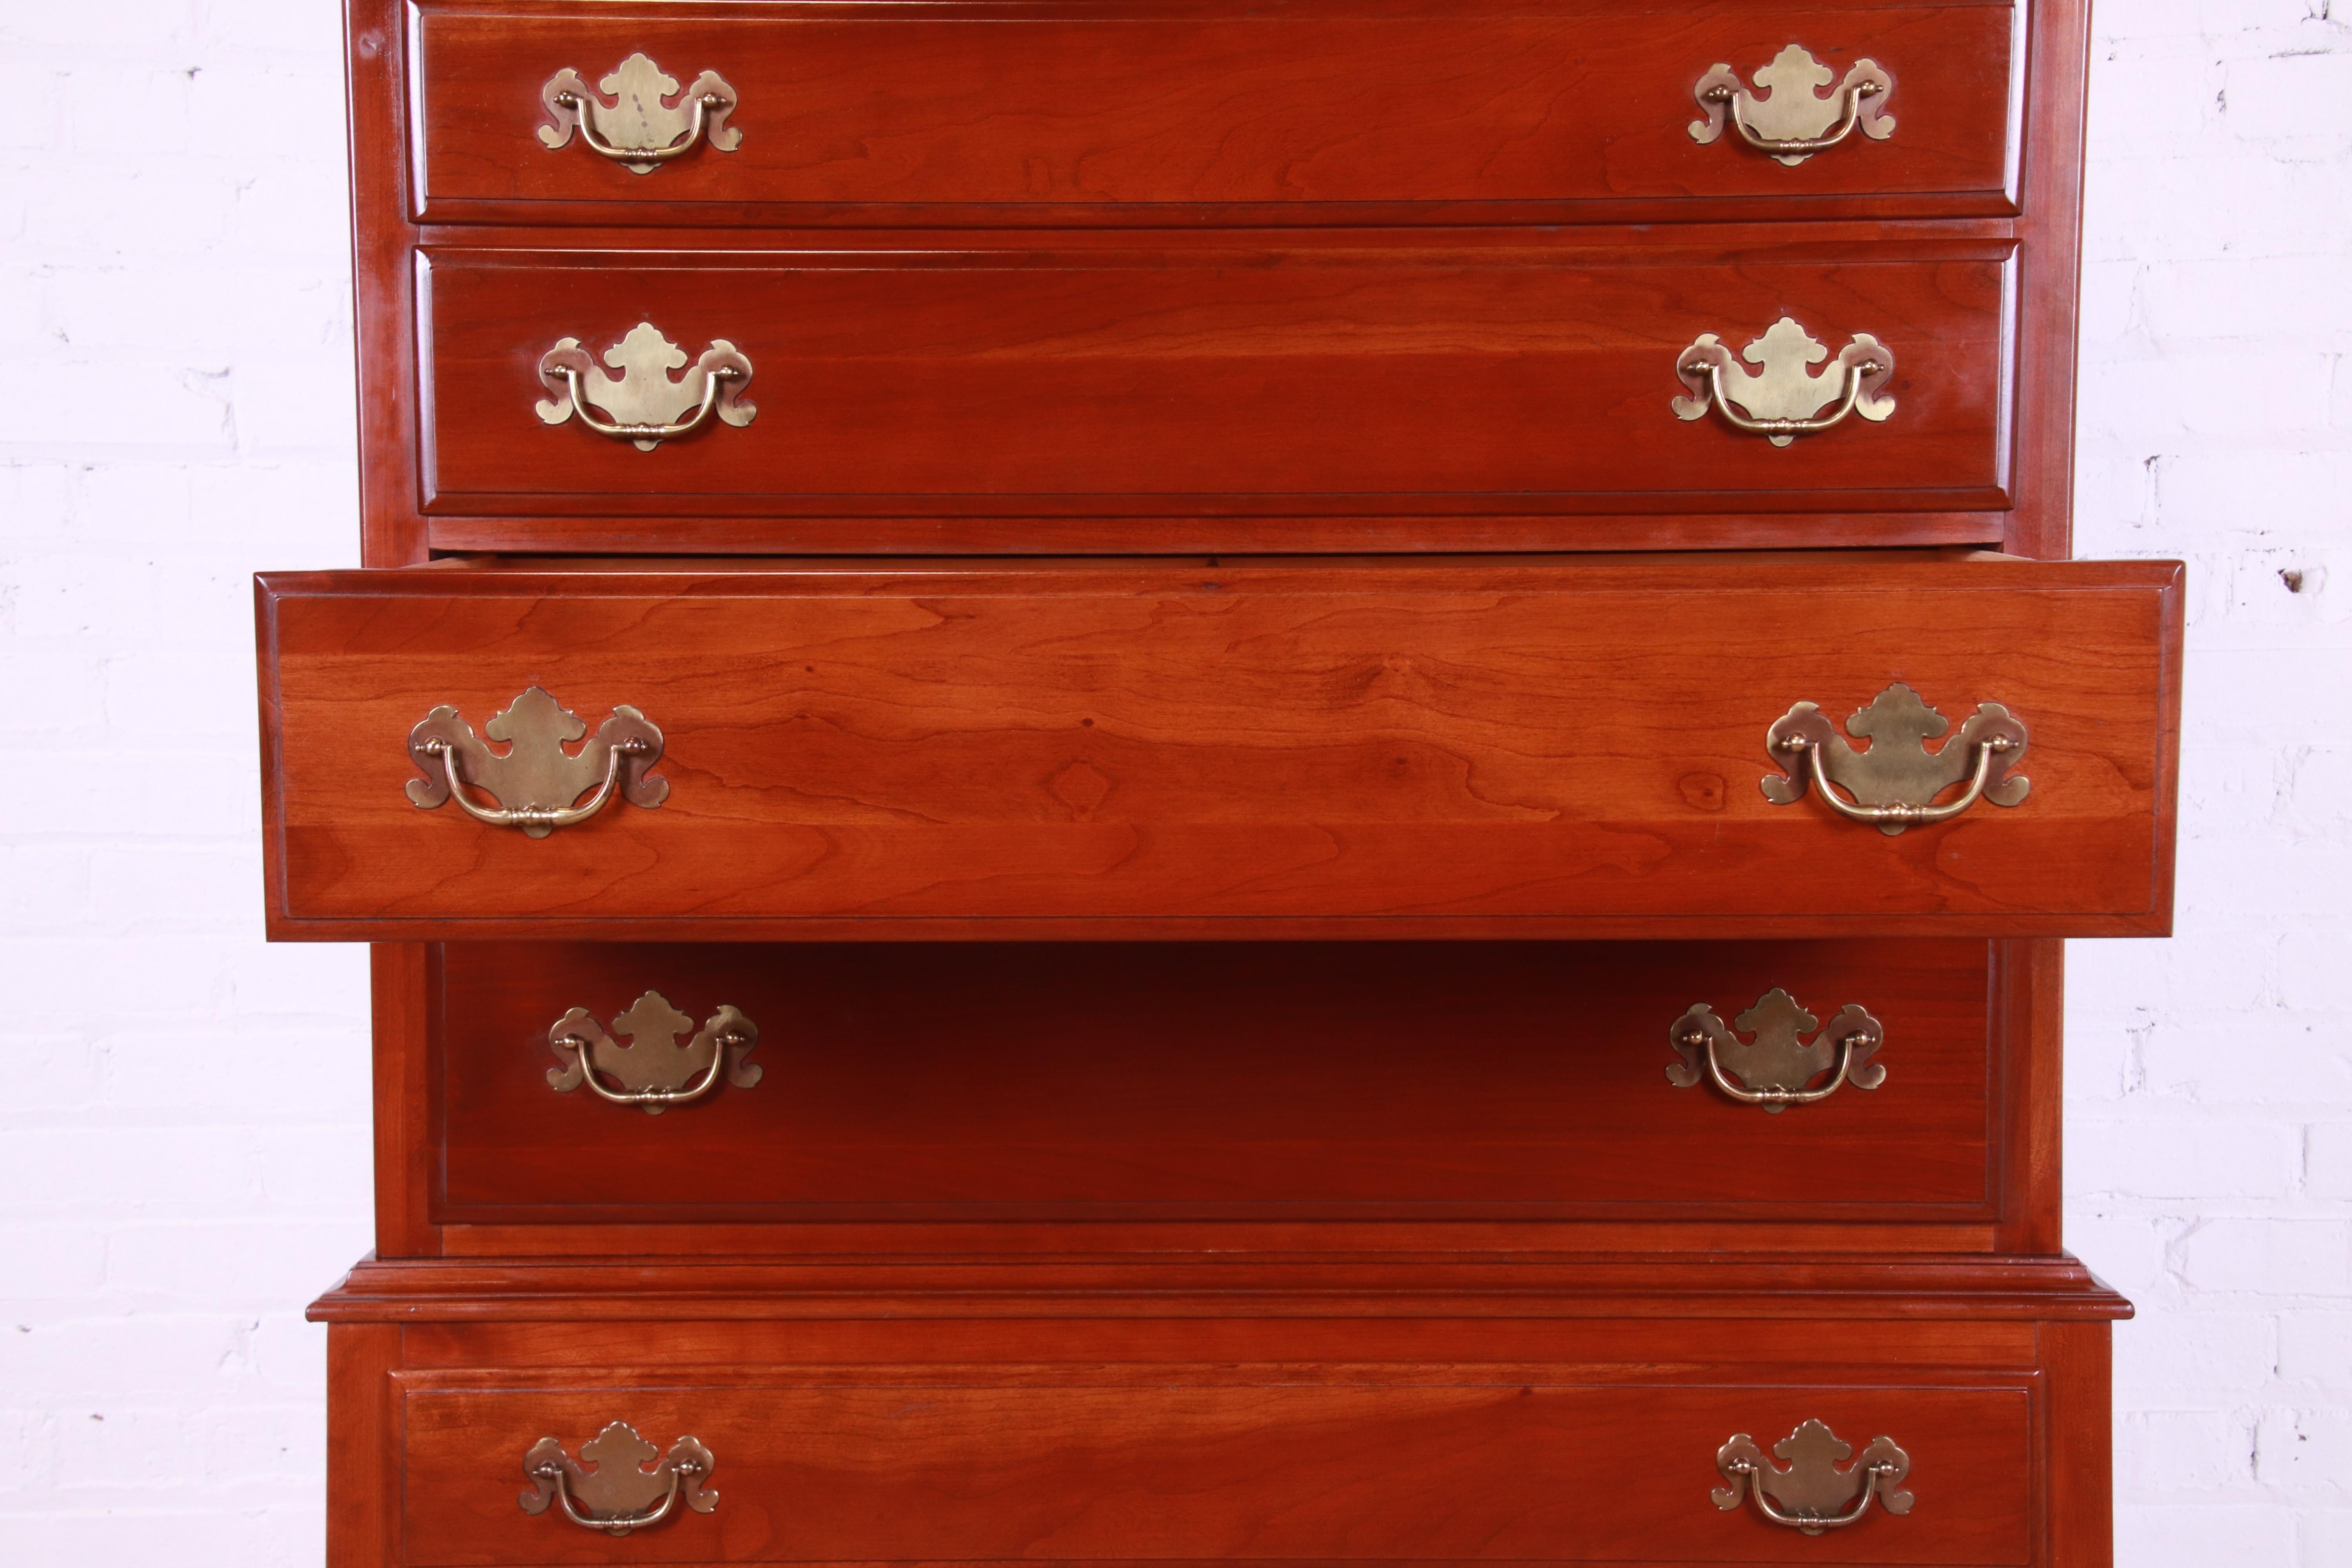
436,939,1998,1231
409,0,2022,225
397,1361,2034,1565
417,234,2011,532
256,556,2180,940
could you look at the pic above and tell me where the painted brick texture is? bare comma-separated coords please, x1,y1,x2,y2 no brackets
0,1,372,1562
1,0,2347,1563
2069,6,2352,1562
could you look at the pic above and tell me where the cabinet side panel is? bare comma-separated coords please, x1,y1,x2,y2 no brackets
326,1323,401,1568
371,943,441,1257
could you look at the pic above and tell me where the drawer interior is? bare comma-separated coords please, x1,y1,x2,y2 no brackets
434,939,2000,1229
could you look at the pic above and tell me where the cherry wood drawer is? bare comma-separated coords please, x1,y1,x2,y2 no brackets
408,0,2022,226
394,1360,2033,1565
417,234,2011,528
434,939,1998,1230
256,556,2180,940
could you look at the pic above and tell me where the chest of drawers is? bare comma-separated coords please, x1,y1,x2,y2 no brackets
279,1,2159,1562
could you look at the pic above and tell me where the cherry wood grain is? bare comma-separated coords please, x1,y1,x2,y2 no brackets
314,0,2127,1559
434,939,1994,1226
397,1368,2032,1565
372,944,440,1256
348,3,427,566
419,234,2013,521
310,1283,2123,1563
2040,1321,2116,1567
310,1252,2134,1325
257,556,2181,940
410,0,2022,227
426,509,2012,557
396,1315,2052,1371
1996,938,2063,1254
325,1324,400,1568
2004,0,2090,560
439,1218,2002,1258
336,0,2095,561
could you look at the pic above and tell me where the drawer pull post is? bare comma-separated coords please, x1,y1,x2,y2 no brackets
1673,317,1893,446
1690,45,1894,165
405,686,668,838
1715,1419,1912,1534
550,992,762,1114
540,53,742,174
1668,990,1884,1112
521,1421,717,1536
538,323,757,451
1763,682,2030,835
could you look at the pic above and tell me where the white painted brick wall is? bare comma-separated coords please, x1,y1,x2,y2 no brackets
0,1,372,1561
2071,4,2352,1561
0,0,2345,1562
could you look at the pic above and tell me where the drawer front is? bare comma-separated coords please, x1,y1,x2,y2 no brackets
437,939,1995,1227
256,557,2180,939
398,1363,2034,1565
410,0,2021,223
419,237,2010,522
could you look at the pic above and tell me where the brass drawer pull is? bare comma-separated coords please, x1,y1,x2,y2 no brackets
550,992,761,1114
521,1421,716,1536
537,323,756,452
1690,45,1894,165
540,53,742,174
405,686,667,838
1715,1420,1912,1534
1673,317,1893,446
1668,990,1884,1112
1763,682,2029,835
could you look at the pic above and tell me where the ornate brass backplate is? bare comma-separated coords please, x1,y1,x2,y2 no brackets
1674,318,1894,445
539,53,742,174
1714,1420,1913,1534
406,686,667,837
1689,45,1895,165
1668,989,1884,1112
1763,682,2030,835
521,1421,717,1536
549,992,762,1114
537,322,757,451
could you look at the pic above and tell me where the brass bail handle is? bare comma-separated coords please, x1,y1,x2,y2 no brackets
1673,318,1895,446
557,361,737,445
540,1455,694,1535
1760,683,2030,835
1714,1422,1913,1535
547,993,764,1115
418,734,642,833
1667,991,1886,1112
404,686,669,838
550,1026,745,1109
535,323,758,452
1689,45,1895,165
1781,727,2011,828
539,53,743,174
521,1423,717,1536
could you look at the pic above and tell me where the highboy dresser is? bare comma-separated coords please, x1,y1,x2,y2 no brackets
259,2,2177,1563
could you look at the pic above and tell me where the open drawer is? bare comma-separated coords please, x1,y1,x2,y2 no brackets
254,555,2180,940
